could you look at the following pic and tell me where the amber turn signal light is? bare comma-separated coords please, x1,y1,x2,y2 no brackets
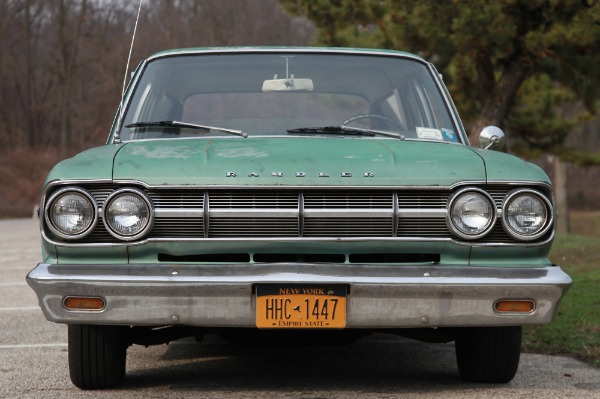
494,299,535,313
63,296,105,311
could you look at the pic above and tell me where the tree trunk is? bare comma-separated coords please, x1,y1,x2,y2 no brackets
469,56,532,147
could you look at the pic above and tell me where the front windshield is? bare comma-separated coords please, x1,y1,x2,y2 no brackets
118,52,462,143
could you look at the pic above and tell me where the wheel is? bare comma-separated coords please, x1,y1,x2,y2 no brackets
455,326,522,383
68,324,130,389
341,113,403,129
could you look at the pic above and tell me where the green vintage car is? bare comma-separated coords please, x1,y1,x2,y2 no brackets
27,47,571,389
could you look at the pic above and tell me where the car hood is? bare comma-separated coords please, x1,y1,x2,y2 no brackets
45,138,550,187
110,138,485,186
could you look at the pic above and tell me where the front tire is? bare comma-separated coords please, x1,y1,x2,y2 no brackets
455,326,522,383
68,324,130,389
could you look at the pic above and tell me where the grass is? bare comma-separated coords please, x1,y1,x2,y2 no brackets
523,233,600,367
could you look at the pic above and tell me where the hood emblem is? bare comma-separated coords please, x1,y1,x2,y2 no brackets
226,171,375,178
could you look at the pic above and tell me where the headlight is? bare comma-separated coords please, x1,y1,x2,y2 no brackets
447,189,496,240
103,188,153,241
45,188,97,239
502,189,552,241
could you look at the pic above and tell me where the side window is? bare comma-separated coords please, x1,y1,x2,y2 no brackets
381,89,408,130
383,77,456,140
375,84,425,135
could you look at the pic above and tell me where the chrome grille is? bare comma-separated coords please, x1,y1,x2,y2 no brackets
304,217,393,237
397,218,448,238
210,217,299,237
88,185,116,205
86,219,116,242
147,189,204,208
397,191,446,208
210,191,298,208
304,191,392,209
44,184,552,244
150,217,204,238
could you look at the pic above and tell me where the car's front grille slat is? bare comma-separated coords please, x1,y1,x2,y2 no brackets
210,217,299,237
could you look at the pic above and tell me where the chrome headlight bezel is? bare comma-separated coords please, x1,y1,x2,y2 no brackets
501,189,553,241
103,188,154,241
446,188,496,240
44,187,98,240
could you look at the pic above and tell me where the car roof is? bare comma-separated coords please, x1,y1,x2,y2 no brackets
145,46,427,64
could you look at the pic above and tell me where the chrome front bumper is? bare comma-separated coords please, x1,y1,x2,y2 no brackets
27,263,572,328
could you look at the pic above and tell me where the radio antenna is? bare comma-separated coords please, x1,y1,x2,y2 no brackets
114,0,143,144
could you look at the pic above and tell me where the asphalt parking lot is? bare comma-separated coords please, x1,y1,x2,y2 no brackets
1,218,600,399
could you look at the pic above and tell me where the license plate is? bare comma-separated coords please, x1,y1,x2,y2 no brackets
256,285,347,329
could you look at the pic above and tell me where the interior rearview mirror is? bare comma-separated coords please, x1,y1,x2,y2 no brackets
262,78,314,92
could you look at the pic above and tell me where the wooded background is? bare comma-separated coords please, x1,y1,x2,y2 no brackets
0,0,599,224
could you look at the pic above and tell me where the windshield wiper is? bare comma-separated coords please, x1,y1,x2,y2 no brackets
287,125,405,140
125,120,248,138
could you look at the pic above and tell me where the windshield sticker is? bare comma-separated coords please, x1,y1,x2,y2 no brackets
442,128,458,142
416,127,443,140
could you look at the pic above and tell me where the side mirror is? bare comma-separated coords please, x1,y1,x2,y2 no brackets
479,126,505,150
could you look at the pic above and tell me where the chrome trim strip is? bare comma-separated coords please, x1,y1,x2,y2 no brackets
203,191,209,238
44,178,553,192
39,230,555,248
27,263,572,327
397,208,446,218
298,192,305,237
112,179,553,191
155,208,204,218
153,208,447,222
304,209,393,218
210,209,299,218
146,47,427,65
106,179,474,190
392,191,399,236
